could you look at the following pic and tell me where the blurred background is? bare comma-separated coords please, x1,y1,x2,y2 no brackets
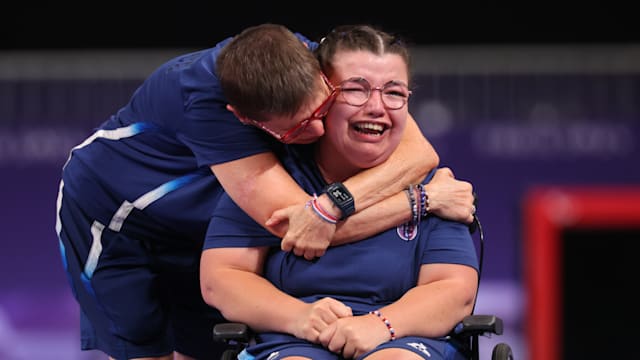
2,2,639,359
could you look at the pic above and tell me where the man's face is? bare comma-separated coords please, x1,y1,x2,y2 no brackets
236,74,335,144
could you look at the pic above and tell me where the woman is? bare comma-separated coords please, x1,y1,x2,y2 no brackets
201,25,479,360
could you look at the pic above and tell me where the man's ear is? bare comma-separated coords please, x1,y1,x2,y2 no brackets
226,104,248,123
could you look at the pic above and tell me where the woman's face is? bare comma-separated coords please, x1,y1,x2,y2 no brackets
323,50,410,169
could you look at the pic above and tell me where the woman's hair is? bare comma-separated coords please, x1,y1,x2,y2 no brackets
314,24,412,84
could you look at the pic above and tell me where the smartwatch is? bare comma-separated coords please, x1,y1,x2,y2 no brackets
324,182,355,220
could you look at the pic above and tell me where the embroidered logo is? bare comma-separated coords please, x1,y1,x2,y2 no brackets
397,221,418,241
407,341,432,357
266,351,280,360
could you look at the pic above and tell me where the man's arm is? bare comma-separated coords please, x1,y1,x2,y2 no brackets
275,114,439,256
210,115,434,253
271,167,476,247
213,114,434,225
333,167,475,243
212,151,339,260
212,115,472,258
274,114,473,249
336,167,476,243
211,151,309,229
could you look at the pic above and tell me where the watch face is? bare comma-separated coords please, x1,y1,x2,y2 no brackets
325,182,355,219
330,188,350,202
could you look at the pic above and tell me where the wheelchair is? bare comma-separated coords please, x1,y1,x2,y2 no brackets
213,214,514,360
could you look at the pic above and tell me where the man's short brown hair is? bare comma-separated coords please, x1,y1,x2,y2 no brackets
217,23,321,122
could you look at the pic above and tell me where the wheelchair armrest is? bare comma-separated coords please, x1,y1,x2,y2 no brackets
213,322,253,343
213,314,504,344
452,314,504,338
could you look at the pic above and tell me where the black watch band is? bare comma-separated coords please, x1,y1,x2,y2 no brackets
324,182,355,220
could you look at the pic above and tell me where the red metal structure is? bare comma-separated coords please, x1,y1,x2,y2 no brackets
524,186,640,360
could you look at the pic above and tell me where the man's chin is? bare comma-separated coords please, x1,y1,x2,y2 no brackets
298,138,317,145
292,135,322,145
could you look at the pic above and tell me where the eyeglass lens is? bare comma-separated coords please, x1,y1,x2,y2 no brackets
338,77,410,109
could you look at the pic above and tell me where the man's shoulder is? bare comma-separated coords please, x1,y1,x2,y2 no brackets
294,33,318,51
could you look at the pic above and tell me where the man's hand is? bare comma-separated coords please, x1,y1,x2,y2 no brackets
266,202,336,260
424,167,475,224
291,297,352,344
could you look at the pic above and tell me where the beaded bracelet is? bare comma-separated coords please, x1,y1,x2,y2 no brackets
417,183,430,218
406,184,419,224
369,310,396,341
399,185,420,240
307,193,338,224
413,184,423,222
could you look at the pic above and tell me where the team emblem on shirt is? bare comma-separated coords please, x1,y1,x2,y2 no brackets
397,221,418,241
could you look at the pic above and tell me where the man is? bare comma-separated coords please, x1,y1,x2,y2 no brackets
56,24,474,359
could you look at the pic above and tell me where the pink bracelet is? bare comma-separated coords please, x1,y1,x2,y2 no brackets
307,193,338,224
369,310,396,341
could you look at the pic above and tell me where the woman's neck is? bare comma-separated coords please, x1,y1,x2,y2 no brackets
314,142,358,184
